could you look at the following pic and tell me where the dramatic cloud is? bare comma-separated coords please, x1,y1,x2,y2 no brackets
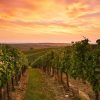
0,0,100,43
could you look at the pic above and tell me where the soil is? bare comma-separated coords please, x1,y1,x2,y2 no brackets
69,77,95,100
12,70,29,100
42,73,68,100
11,69,95,100
41,71,78,100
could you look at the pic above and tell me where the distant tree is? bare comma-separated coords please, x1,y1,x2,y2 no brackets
96,39,100,45
71,41,74,44
82,36,89,45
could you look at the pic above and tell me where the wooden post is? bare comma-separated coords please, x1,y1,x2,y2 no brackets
6,81,10,100
60,71,63,83
66,73,69,89
0,87,2,100
95,91,100,100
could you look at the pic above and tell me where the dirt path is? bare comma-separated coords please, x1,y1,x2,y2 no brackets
12,70,29,100
23,68,57,100
11,68,92,100
45,72,92,100
69,83,90,100
42,73,68,100
12,68,71,100
79,90,90,100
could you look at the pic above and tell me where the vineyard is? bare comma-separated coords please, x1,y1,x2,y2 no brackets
0,45,28,100
0,39,100,100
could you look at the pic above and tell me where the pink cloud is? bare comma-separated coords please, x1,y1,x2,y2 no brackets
0,0,100,43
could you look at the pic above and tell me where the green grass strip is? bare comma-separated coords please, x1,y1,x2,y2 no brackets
23,68,56,100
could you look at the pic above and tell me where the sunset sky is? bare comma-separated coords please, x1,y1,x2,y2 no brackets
0,0,100,43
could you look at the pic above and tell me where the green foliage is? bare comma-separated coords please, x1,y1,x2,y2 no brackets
86,47,100,93
0,44,28,88
96,39,100,45
28,39,100,99
70,40,89,79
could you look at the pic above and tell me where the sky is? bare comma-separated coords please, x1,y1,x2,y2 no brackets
0,0,100,43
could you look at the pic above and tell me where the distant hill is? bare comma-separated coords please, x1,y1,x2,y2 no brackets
7,43,70,51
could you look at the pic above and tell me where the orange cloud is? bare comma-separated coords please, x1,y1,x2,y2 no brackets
0,0,100,43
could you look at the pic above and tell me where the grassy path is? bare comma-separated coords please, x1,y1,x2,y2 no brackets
23,68,56,100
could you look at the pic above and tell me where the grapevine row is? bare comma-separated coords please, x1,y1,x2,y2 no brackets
0,45,28,100
32,39,100,100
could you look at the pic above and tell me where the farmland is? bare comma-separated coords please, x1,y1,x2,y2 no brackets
0,39,100,100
